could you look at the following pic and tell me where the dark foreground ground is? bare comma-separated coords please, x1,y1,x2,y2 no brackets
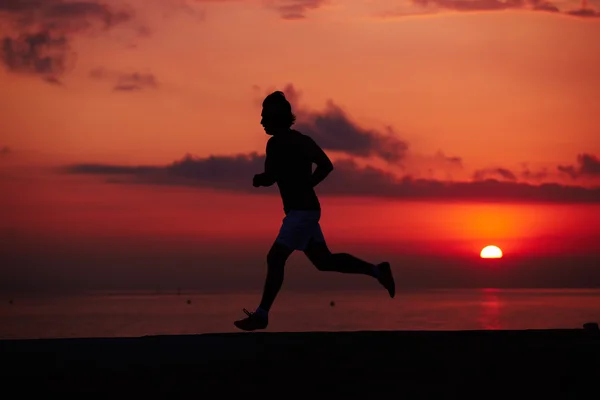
2,328,600,398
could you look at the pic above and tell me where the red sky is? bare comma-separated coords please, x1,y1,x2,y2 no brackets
1,0,599,292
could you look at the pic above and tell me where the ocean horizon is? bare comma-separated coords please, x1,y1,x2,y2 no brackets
2,288,599,340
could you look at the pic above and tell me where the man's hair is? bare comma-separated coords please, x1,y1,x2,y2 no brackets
262,91,296,127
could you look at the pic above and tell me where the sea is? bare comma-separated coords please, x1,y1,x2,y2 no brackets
1,288,599,340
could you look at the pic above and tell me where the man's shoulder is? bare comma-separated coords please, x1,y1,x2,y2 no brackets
290,129,316,144
290,128,306,137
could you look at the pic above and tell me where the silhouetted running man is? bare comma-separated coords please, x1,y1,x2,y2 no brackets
234,91,395,331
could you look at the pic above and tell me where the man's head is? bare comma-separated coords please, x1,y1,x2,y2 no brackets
261,91,296,136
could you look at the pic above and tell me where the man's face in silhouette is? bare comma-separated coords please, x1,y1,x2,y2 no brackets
261,106,289,136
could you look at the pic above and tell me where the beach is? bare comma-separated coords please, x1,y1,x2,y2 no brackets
2,328,599,397
3,289,600,397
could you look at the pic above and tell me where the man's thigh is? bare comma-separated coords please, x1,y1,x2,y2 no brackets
275,211,323,251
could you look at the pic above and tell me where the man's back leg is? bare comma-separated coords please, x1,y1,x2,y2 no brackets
303,239,395,298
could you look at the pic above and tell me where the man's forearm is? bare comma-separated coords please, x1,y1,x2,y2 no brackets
261,172,277,187
310,166,333,187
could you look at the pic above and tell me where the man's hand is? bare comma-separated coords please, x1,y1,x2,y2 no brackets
253,172,276,187
253,173,265,187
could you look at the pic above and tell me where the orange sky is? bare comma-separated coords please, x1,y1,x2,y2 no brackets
1,0,600,291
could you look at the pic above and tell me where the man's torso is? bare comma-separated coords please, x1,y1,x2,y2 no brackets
268,130,320,213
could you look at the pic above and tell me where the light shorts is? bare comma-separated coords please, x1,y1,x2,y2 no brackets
275,210,326,251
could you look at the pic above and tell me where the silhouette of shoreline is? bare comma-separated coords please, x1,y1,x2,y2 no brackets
2,329,599,397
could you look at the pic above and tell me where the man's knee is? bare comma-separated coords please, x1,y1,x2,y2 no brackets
305,243,333,271
312,254,333,271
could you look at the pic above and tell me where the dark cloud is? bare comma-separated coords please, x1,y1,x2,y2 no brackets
65,163,160,175
64,152,264,189
186,0,327,20
520,164,549,181
0,0,134,82
474,164,554,183
44,75,63,85
412,0,526,12
566,7,600,17
36,1,131,30
381,0,599,19
435,151,463,167
90,67,159,91
1,31,72,76
274,84,409,164
267,0,328,20
531,0,560,12
473,167,517,182
62,152,600,203
295,105,408,163
0,0,133,32
558,153,600,179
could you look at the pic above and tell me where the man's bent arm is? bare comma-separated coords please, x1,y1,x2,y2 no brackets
307,137,334,187
311,165,332,188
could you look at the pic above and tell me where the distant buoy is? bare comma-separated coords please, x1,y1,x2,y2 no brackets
8,299,13,305
186,299,191,305
330,301,335,307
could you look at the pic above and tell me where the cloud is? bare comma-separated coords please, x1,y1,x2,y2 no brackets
90,67,159,91
401,150,463,180
565,7,600,17
50,77,600,203
473,167,517,181
531,0,560,12
471,164,555,183
62,152,600,203
0,0,133,29
1,30,73,77
265,0,328,19
265,84,409,164
412,0,527,12
379,0,600,20
0,0,135,82
557,153,600,179
175,0,327,20
520,163,549,181
435,151,463,167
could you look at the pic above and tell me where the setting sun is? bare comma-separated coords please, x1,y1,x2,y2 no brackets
480,245,503,259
